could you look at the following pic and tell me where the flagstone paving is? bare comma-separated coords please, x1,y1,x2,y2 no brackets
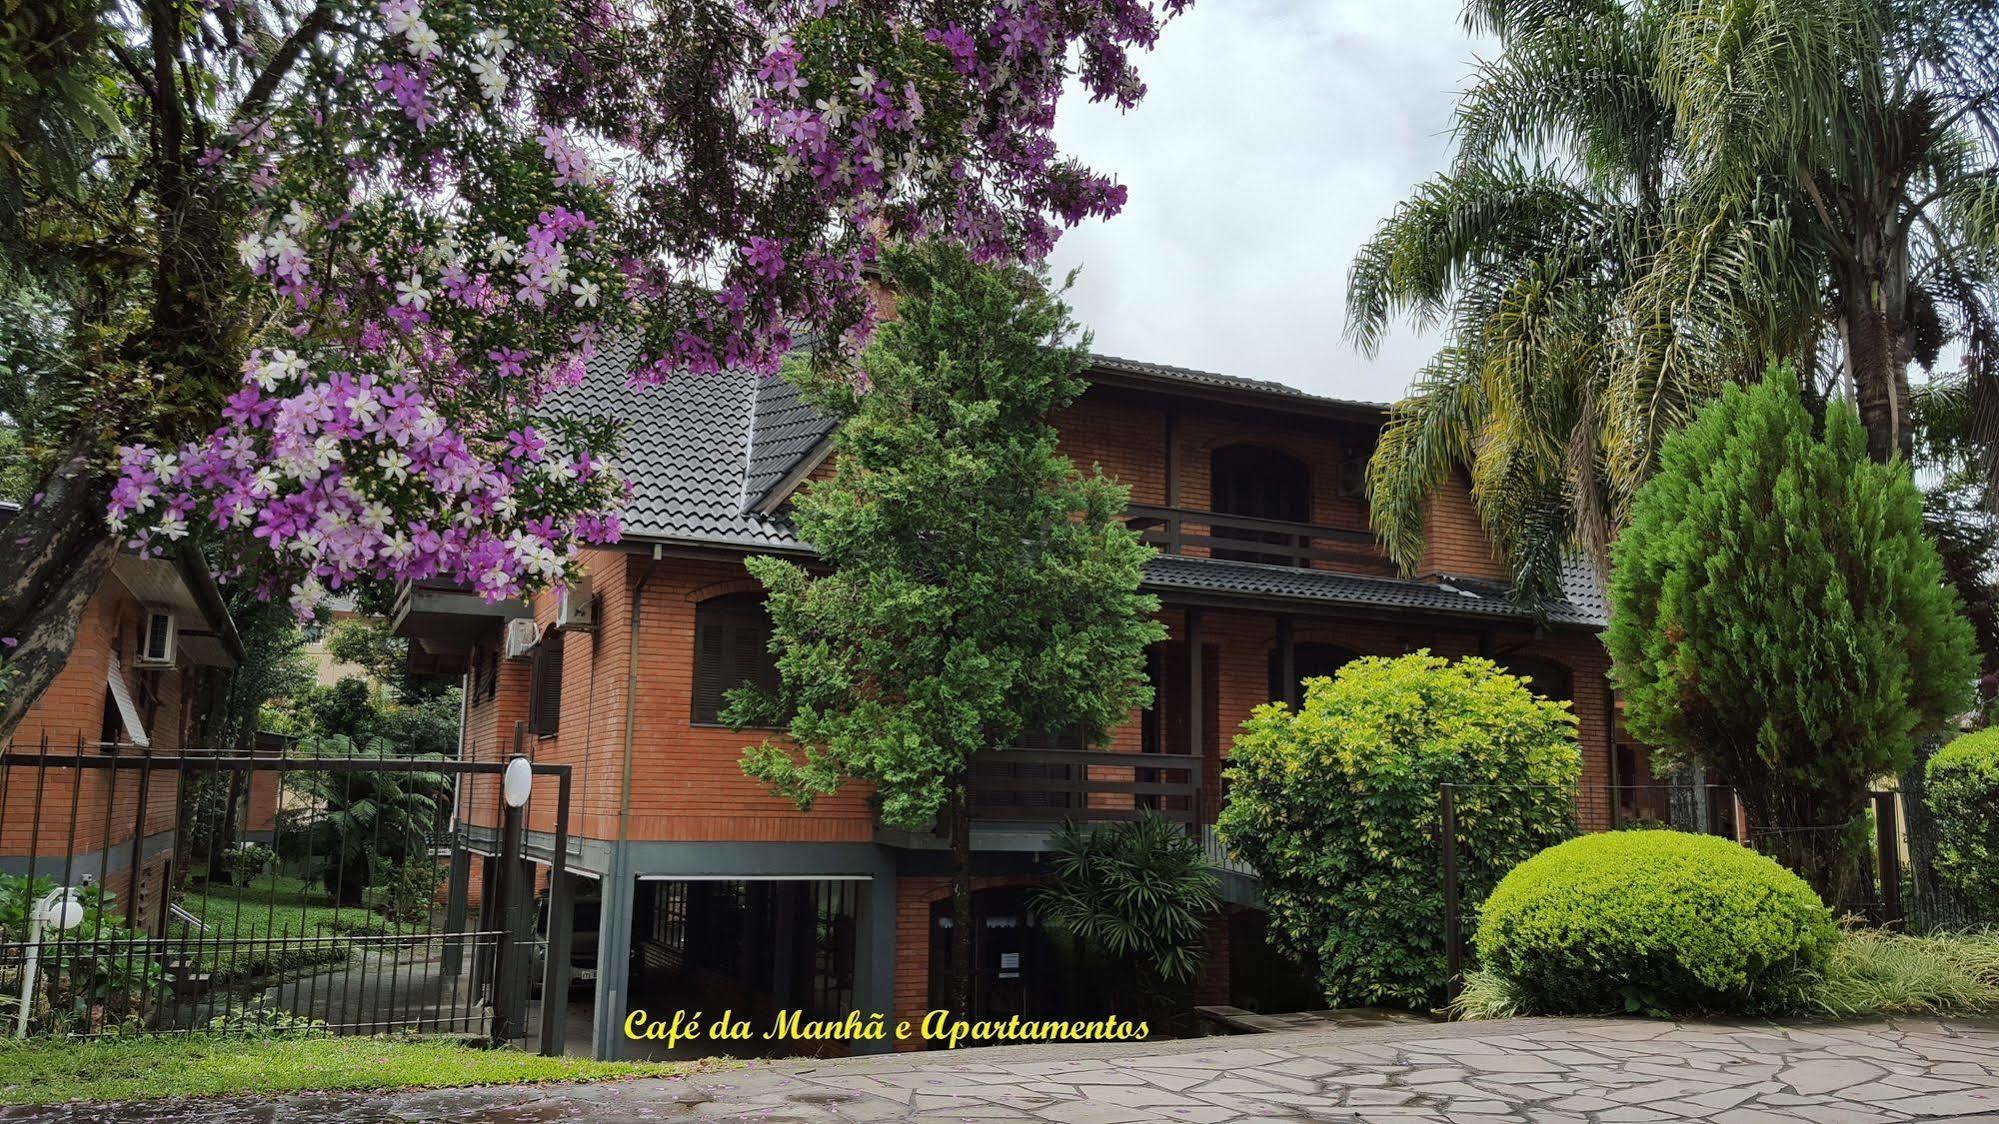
11,1016,1999,1122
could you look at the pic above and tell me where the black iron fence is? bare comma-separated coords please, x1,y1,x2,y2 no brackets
0,734,570,1051
1435,779,1987,1004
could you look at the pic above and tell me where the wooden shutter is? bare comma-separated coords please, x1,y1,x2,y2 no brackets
694,594,779,723
692,607,732,723
531,635,564,737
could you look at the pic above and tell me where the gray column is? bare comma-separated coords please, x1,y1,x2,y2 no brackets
852,870,897,1055
590,849,634,1060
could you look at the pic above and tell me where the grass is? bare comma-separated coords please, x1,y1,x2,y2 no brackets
1453,928,1999,1021
174,875,417,982
0,1034,717,1105
1807,928,1999,1017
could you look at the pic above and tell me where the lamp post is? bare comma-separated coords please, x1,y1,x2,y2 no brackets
15,885,85,1038
491,752,533,1043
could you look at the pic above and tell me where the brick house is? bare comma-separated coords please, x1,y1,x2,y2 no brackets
0,506,244,931
394,347,1624,1058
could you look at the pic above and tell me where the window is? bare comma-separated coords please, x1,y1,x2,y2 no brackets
1267,642,1358,705
693,593,780,724
1210,444,1312,565
529,633,564,737
1498,657,1572,702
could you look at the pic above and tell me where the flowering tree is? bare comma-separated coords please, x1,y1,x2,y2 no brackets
0,0,1190,737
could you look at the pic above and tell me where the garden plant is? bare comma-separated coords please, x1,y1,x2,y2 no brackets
1216,652,1578,1009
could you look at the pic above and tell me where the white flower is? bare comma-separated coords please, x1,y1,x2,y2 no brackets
157,513,189,541
404,19,441,60
474,27,512,55
359,501,393,533
235,232,265,269
382,3,419,35
150,452,180,484
254,349,306,390
376,449,412,482
264,229,301,261
569,277,601,308
249,467,281,497
383,532,415,561
346,389,381,423
282,202,312,232
395,272,430,310
815,97,847,129
486,235,519,264
289,576,326,618
850,66,876,94
773,152,802,179
470,55,508,103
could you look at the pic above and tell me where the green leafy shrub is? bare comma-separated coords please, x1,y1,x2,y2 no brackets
1475,831,1836,1016
1216,652,1579,1009
206,1005,331,1039
0,876,163,1035
1928,728,1999,916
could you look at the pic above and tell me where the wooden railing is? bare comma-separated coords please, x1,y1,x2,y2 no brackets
963,748,1202,824
1125,504,1388,571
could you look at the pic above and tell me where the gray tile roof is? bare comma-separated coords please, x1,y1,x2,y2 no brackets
1143,554,1606,628
744,371,837,512
544,337,805,552
1088,354,1388,413
548,344,1605,628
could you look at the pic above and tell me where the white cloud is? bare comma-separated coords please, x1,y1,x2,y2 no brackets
1050,0,1486,404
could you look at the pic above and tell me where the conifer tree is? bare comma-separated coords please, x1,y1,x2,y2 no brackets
729,241,1165,1014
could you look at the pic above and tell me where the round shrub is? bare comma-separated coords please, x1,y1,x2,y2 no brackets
1217,652,1579,1009
1476,831,1837,1016
1927,728,1999,915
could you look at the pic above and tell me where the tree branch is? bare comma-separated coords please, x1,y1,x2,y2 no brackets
236,1,336,127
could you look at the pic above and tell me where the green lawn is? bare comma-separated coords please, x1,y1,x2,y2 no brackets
0,1035,715,1105
174,875,417,982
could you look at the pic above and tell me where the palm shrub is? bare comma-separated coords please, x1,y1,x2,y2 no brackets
1927,729,1999,919
1606,367,1976,898
1473,831,1837,1017
1032,812,1221,988
282,738,451,905
1216,653,1578,1009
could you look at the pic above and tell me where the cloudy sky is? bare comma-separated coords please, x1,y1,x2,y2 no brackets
1048,1,1489,405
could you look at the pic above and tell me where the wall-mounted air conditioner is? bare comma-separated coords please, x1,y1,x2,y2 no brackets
555,575,595,633
136,608,177,668
504,617,542,660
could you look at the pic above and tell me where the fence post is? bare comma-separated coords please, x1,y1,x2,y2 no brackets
537,767,573,1057
441,843,471,979
491,727,531,1044
1874,790,1903,928
1439,781,1462,1010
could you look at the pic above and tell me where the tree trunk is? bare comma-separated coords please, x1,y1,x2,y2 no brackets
0,448,122,741
949,780,974,1018
1838,236,1915,466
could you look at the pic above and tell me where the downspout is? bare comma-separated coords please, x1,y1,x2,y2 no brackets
618,544,662,847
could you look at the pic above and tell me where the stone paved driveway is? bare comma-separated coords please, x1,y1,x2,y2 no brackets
12,1016,1999,1122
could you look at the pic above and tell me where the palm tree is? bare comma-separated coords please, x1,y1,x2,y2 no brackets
1350,0,1999,595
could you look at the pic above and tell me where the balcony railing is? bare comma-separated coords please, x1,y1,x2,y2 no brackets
964,748,1202,824
1126,504,1388,571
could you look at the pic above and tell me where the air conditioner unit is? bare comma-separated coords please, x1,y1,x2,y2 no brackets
555,575,595,633
136,608,177,668
504,617,542,660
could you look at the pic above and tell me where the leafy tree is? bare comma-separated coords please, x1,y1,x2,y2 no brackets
730,241,1165,1013
1606,367,1976,895
1350,0,1999,596
324,616,451,701
1923,728,1999,918
0,0,1189,741
1216,653,1579,1010
1032,813,1220,989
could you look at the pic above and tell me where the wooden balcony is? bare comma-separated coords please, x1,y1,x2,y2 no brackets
963,749,1202,825
1126,504,1390,572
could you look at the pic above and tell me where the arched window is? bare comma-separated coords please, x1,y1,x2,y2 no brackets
1210,444,1311,565
692,592,780,724
1267,642,1358,704
1499,657,1572,703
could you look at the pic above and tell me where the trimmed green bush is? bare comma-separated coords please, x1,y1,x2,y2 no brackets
1928,728,1999,916
1217,652,1579,1009
1476,831,1837,1016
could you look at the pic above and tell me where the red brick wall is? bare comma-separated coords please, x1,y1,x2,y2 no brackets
890,873,1040,1051
1418,472,1511,580
3,580,189,872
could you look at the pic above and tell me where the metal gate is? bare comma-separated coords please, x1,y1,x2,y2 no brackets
0,736,571,1053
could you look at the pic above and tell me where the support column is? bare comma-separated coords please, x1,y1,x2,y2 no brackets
590,855,635,1060
1275,615,1296,708
852,869,897,1055
1186,606,1206,822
